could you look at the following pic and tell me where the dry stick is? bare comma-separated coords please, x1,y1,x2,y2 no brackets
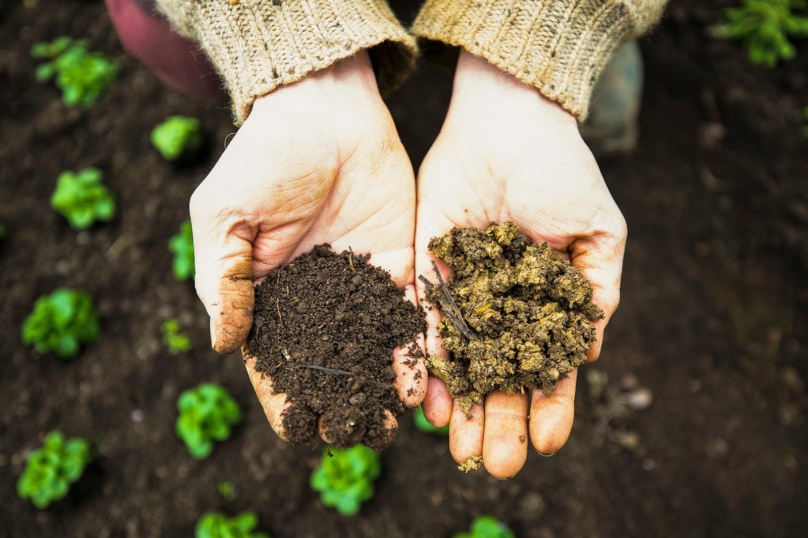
419,263,478,341
301,364,354,376
347,246,356,272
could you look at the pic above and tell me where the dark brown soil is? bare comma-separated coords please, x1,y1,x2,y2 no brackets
424,222,603,412
1,0,808,537
247,245,425,450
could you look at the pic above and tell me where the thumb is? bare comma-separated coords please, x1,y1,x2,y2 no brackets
192,215,256,355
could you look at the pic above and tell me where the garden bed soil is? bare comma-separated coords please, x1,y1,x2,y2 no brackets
246,245,425,450
1,0,807,537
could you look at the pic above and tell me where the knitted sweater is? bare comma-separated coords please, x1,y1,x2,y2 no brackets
155,0,667,122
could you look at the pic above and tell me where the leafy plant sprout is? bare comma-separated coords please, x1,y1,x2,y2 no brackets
195,512,269,538
218,481,236,501
31,37,118,107
151,116,203,161
176,383,242,459
453,516,516,538
22,288,100,358
723,0,808,67
17,431,92,508
310,445,381,516
170,220,195,281
51,168,116,230
413,405,449,435
161,318,192,354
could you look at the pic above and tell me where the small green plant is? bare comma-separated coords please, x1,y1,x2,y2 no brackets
803,106,808,136
723,0,808,67
454,516,515,538
414,405,449,435
0,222,7,241
51,168,115,230
195,512,268,538
170,220,195,281
161,318,192,354
17,431,92,508
31,37,118,107
151,116,203,161
22,288,99,358
310,445,381,516
218,481,236,501
176,383,242,459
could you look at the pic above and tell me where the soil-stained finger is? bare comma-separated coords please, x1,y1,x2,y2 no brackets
423,377,452,427
242,345,296,442
449,401,484,464
482,391,529,479
529,369,578,455
392,286,428,408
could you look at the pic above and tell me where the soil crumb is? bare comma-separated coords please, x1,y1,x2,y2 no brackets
423,222,604,413
246,245,426,450
458,456,483,473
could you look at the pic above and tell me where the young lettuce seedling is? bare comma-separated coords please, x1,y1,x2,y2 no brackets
17,431,92,509
170,220,195,281
454,516,516,538
723,0,808,67
413,405,449,435
195,511,269,538
31,37,118,107
310,445,381,516
176,383,242,459
161,318,192,354
51,168,116,230
22,288,100,358
151,116,203,161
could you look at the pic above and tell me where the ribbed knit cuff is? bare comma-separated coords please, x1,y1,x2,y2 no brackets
158,0,417,122
413,0,645,121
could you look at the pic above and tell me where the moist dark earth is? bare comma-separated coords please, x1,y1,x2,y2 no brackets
247,245,425,449
1,0,807,537
424,222,603,411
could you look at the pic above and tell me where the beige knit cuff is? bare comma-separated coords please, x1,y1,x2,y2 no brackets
412,0,646,121
158,0,417,122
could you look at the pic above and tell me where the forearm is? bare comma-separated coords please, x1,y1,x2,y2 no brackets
413,0,667,121
156,0,417,122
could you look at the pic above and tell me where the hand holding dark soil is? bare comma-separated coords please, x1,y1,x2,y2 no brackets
415,51,627,479
188,52,425,445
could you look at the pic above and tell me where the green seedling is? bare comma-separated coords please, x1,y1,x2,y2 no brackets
176,383,242,459
310,445,381,516
51,168,115,230
0,222,7,241
454,516,516,538
151,116,203,161
414,405,449,435
723,0,808,67
170,220,195,281
31,37,117,107
161,318,192,354
195,512,269,538
803,106,808,136
17,431,92,508
218,481,236,501
22,288,99,358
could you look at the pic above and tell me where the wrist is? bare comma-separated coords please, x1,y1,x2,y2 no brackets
450,50,577,130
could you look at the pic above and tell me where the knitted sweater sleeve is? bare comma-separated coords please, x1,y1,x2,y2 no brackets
411,0,667,121
155,0,417,122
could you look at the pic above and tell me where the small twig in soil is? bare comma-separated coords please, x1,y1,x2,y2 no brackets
281,349,292,361
348,247,356,272
420,261,478,341
276,298,284,326
301,364,354,376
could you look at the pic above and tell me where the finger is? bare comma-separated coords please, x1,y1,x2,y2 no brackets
423,377,452,428
529,368,578,456
188,193,257,354
569,218,627,361
449,401,484,465
392,286,428,408
482,391,529,479
242,344,292,442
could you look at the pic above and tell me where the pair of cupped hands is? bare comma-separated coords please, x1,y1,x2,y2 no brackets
190,50,627,479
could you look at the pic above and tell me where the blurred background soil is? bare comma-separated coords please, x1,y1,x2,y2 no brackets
1,0,807,536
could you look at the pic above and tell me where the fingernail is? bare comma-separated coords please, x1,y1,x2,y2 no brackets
537,450,556,458
209,322,217,350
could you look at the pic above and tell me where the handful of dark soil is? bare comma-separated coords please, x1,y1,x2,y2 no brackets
423,222,604,413
246,245,425,450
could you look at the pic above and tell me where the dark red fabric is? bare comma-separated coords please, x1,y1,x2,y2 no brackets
104,0,223,96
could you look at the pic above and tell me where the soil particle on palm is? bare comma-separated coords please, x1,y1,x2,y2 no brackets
423,222,604,413
246,245,426,450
